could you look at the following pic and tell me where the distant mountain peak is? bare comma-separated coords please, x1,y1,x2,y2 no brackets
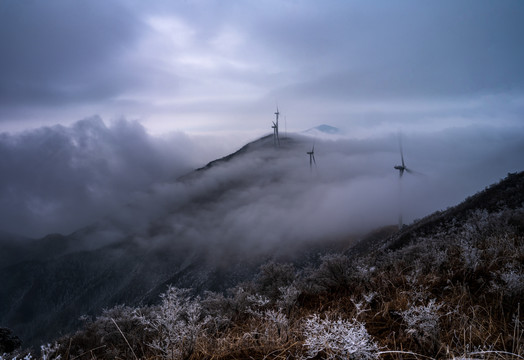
315,124,340,134
303,124,341,137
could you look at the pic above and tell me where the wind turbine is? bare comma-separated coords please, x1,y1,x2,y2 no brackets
307,144,316,170
394,135,415,229
394,138,413,178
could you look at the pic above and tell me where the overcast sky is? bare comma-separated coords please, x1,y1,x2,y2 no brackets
1,0,523,138
1,1,524,238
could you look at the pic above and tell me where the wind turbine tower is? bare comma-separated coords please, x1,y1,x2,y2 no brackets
272,107,280,147
394,136,414,229
307,145,316,170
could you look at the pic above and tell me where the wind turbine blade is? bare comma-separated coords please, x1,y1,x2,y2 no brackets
406,168,427,177
398,134,405,168
312,155,316,164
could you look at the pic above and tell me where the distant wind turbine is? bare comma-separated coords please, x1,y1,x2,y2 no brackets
394,138,413,178
394,135,414,229
307,144,316,170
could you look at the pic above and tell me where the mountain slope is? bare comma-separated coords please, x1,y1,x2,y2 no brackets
346,171,524,257
381,171,524,252
0,133,346,348
12,170,524,359
1,131,522,353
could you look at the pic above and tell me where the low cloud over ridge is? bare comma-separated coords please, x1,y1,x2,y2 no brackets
1,118,523,253
0,117,197,237
95,123,524,260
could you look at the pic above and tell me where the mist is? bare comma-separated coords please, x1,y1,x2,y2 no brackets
84,122,524,261
0,116,213,237
1,115,523,262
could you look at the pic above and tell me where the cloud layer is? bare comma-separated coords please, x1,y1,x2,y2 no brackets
97,123,524,261
1,1,523,134
1,1,523,254
1,113,523,266
0,117,198,237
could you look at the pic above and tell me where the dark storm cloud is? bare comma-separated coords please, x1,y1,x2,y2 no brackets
0,117,197,237
0,0,145,106
266,1,524,100
1,1,523,133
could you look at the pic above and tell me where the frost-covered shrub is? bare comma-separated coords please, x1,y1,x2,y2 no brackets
363,292,377,304
350,298,370,319
222,286,253,318
201,291,234,332
90,305,146,344
253,262,296,301
263,309,288,330
0,354,33,360
245,293,271,317
38,305,149,360
355,263,376,279
137,286,210,360
277,285,300,312
494,264,524,296
398,299,442,346
246,308,290,344
301,314,379,360
304,254,356,293
402,282,431,304
40,343,61,360
458,237,480,271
